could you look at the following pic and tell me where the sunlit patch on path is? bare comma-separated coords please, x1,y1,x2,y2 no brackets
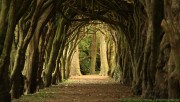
68,75,117,84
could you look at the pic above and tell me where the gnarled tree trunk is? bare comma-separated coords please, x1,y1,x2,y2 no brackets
162,0,180,98
0,0,16,101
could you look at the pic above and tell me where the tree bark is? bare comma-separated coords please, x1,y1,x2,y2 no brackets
99,32,109,76
90,33,97,74
44,17,68,87
70,45,81,76
161,0,180,98
0,0,17,101
24,4,53,94
0,0,9,55
37,22,54,89
142,0,164,98
108,37,116,77
161,0,180,97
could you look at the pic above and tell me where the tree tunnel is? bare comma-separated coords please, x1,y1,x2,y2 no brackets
0,0,180,101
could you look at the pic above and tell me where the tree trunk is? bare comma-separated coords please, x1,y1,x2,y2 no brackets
161,0,180,98
44,17,67,87
10,22,26,98
24,4,53,94
0,0,16,101
52,49,62,84
141,15,152,98
142,0,164,98
43,25,56,75
90,33,97,74
37,23,54,89
0,0,9,55
108,35,116,77
70,45,81,76
99,33,109,76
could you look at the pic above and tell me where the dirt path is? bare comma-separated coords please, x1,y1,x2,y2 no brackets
13,75,135,102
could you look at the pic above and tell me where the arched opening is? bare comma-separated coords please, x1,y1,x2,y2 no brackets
70,20,116,76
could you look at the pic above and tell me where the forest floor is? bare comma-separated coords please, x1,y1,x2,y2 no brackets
12,75,137,102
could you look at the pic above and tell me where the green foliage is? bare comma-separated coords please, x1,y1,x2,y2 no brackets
80,59,90,75
79,34,92,74
79,34,92,50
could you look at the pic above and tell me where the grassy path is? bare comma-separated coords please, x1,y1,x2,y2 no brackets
12,75,135,102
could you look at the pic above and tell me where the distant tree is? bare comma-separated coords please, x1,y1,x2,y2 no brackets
90,33,97,74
